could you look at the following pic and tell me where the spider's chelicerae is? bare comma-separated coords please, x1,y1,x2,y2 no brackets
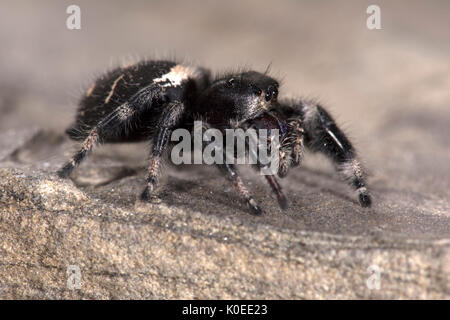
58,60,371,215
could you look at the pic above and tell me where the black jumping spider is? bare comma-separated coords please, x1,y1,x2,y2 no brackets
58,60,371,215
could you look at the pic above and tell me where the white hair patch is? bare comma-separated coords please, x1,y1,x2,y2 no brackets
153,64,201,87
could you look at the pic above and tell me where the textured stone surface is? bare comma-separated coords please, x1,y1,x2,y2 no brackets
0,136,449,299
0,0,449,299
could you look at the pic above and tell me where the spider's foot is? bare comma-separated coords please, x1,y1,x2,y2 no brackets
140,186,153,202
291,147,303,167
140,184,161,203
291,157,301,167
277,194,289,210
57,162,74,179
248,197,262,215
141,175,159,200
358,187,372,208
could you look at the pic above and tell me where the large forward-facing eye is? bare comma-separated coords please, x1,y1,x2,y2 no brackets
265,86,278,101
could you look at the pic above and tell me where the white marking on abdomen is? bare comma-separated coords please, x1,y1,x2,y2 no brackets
105,74,124,104
153,64,200,87
86,83,96,97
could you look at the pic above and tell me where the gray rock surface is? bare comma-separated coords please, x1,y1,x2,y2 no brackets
0,0,449,299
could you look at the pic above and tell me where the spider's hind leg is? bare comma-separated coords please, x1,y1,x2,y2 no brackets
58,84,162,178
292,100,372,207
57,126,101,178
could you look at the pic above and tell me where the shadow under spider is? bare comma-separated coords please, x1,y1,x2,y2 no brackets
287,166,361,206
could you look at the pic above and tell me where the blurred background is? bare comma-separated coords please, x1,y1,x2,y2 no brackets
0,0,449,236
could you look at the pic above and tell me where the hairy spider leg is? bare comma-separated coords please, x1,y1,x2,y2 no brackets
217,162,262,215
58,84,163,178
199,121,263,215
244,129,289,210
140,101,186,201
264,175,288,210
290,100,372,207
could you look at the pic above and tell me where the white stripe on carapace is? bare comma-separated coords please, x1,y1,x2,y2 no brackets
153,64,200,87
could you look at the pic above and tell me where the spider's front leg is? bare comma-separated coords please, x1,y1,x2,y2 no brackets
217,162,262,215
281,100,372,207
140,101,186,201
202,121,263,215
244,112,291,210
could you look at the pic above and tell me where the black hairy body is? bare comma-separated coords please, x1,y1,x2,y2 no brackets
58,59,371,215
67,60,203,142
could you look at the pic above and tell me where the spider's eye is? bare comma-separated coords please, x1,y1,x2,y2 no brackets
251,85,262,96
272,87,278,99
227,78,235,87
265,90,272,101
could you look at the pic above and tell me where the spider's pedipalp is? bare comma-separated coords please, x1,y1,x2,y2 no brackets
287,118,304,167
278,146,291,178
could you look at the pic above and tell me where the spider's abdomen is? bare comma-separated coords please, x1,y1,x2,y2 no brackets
66,60,206,142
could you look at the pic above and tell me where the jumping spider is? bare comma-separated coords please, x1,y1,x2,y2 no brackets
58,60,371,215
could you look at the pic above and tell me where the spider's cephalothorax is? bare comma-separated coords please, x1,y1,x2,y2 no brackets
58,59,371,215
